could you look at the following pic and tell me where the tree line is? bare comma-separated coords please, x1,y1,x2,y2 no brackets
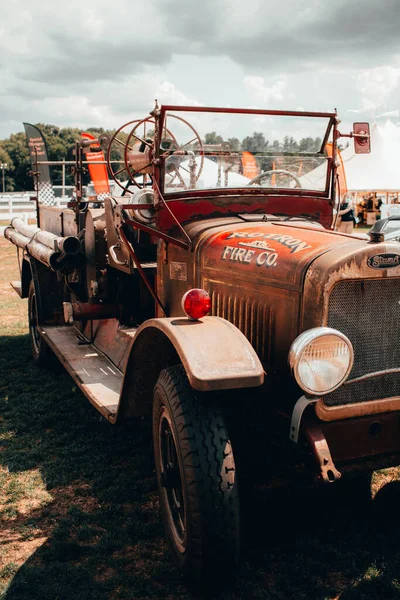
0,124,324,192
0,125,111,192
204,131,322,154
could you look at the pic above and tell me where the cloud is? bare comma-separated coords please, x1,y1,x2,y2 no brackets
244,76,287,105
1,0,400,138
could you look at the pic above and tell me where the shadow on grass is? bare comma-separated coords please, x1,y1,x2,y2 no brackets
1,335,400,599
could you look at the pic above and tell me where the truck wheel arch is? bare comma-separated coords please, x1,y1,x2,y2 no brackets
117,316,264,420
21,257,32,298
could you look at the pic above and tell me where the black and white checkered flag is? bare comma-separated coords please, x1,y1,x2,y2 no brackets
96,192,109,202
38,181,56,206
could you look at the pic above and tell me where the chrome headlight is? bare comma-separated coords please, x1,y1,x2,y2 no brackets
289,327,354,396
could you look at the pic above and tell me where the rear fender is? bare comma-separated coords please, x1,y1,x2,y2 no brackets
26,257,64,325
20,257,32,298
118,316,264,419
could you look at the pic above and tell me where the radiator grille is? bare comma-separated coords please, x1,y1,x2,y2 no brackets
210,290,273,362
325,278,400,406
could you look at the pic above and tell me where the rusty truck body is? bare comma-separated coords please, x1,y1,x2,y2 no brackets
5,104,400,584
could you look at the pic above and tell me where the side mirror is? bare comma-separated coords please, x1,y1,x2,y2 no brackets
353,122,371,154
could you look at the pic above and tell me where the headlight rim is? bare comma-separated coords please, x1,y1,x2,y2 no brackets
289,327,354,396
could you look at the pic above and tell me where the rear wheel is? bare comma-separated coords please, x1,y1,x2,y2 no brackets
153,365,240,586
28,281,51,365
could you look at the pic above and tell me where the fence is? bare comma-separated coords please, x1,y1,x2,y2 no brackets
0,193,69,224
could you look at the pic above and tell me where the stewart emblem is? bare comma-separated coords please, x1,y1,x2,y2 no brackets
367,253,400,269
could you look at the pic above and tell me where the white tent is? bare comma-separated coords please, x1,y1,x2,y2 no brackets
341,122,400,192
300,122,400,193
177,156,249,188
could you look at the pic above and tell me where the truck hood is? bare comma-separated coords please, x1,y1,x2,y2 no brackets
196,220,365,292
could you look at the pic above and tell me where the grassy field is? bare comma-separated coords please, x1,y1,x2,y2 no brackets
1,236,400,599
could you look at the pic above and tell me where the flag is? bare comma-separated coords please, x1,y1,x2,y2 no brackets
241,151,259,179
81,133,110,201
23,123,56,205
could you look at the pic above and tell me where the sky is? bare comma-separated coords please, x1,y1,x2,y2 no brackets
1,0,400,140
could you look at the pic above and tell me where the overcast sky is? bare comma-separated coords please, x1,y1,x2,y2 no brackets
1,0,400,140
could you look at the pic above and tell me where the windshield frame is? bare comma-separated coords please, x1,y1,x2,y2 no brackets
156,105,337,199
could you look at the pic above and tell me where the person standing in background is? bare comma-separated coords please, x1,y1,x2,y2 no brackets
338,200,355,234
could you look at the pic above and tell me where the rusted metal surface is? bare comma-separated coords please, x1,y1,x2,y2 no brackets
8,102,400,490
38,205,77,237
301,240,400,419
303,423,341,483
316,397,400,421
119,227,167,316
159,104,337,118
63,302,119,323
4,226,63,270
11,217,81,254
39,325,122,423
156,194,335,231
121,317,264,393
81,319,137,372
321,411,400,463
84,208,107,299
302,240,400,331
198,221,351,291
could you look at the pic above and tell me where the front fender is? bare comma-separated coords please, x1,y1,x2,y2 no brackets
141,316,264,391
117,316,264,420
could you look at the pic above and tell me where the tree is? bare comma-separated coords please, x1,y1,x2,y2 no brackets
241,132,268,153
227,137,240,151
0,145,14,192
204,132,224,145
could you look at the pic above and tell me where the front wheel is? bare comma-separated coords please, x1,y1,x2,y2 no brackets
153,365,240,586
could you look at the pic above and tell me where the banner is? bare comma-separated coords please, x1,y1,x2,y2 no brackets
81,133,110,200
241,151,259,179
23,123,56,205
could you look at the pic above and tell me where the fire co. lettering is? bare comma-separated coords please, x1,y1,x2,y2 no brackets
221,246,255,263
221,245,277,268
226,231,312,254
256,251,278,268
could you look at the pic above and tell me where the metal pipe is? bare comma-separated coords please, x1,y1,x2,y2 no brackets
35,160,120,166
4,227,64,270
63,302,119,323
11,217,81,255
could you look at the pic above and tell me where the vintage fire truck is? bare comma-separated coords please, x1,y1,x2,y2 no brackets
4,104,400,584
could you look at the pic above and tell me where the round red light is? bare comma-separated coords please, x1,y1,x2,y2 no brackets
182,288,211,320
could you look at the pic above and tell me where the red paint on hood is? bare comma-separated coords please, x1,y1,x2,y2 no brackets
200,221,359,291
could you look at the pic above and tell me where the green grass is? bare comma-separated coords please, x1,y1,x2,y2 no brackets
1,238,400,599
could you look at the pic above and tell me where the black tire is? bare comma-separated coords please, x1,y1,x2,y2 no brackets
153,365,240,586
28,280,51,365
335,472,372,501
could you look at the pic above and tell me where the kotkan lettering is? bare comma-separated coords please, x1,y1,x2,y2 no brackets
226,231,312,254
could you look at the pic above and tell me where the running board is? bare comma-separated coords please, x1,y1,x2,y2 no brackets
39,325,122,423
10,281,23,298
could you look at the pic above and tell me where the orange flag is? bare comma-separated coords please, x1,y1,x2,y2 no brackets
242,151,259,179
81,133,110,196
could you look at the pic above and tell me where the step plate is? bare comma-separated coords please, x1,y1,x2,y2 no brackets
10,281,23,298
39,326,122,421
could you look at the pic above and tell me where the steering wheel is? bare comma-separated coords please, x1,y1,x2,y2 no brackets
247,169,303,189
